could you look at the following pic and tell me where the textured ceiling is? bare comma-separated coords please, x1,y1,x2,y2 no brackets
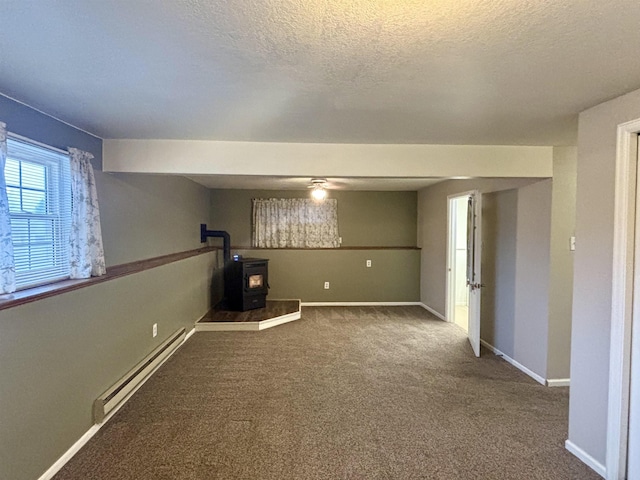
2,0,640,146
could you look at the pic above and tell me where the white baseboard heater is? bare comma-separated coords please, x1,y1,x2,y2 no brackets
93,327,186,424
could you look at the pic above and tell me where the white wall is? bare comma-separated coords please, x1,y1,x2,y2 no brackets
547,147,577,380
513,180,552,378
480,189,518,358
104,140,554,178
474,181,552,380
568,87,640,468
418,175,561,383
417,178,540,314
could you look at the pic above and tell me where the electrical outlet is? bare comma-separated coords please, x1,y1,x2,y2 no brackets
324,281,330,289
152,323,158,338
366,259,372,267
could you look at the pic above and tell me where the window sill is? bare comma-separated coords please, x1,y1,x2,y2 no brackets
0,246,217,311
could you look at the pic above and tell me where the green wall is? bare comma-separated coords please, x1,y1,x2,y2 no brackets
209,189,420,302
0,96,419,479
97,172,213,265
234,248,420,302
210,189,417,247
0,96,215,480
0,254,215,480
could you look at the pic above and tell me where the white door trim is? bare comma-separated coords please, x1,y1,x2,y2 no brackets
607,118,640,480
446,191,474,324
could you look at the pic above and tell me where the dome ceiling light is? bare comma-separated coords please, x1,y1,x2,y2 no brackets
308,178,328,201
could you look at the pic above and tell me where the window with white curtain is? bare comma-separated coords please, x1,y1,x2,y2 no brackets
252,198,339,248
5,137,71,289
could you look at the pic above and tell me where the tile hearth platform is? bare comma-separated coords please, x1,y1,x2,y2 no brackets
195,300,301,332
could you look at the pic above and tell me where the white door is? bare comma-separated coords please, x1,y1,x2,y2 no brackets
629,136,640,479
466,191,482,357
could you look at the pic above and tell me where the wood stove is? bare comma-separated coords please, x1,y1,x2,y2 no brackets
225,257,269,311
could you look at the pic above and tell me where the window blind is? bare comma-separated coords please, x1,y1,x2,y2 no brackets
6,137,72,289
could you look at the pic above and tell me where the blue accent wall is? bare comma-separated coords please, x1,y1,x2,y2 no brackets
0,94,103,169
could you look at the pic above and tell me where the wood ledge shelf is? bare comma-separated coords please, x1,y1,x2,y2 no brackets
0,246,218,311
0,245,419,311
232,246,420,250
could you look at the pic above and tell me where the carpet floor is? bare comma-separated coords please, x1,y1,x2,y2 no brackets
54,306,600,479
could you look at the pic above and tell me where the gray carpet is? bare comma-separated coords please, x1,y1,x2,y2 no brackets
54,306,600,479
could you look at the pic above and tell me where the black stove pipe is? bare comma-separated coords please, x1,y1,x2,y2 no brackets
201,224,231,310
200,224,231,264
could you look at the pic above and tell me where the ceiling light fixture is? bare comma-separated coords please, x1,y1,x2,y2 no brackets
309,178,328,201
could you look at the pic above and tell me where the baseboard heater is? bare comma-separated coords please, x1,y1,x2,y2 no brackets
93,327,186,424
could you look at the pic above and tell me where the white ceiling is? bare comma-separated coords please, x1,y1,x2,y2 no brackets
2,0,640,148
2,1,640,191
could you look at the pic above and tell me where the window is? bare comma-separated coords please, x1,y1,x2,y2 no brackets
252,198,339,248
5,137,71,289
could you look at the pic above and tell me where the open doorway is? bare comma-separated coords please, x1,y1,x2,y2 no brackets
447,191,483,357
448,195,470,333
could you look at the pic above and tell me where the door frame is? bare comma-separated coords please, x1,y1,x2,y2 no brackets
608,117,640,479
446,191,475,325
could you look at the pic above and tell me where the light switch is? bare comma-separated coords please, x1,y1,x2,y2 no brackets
570,236,576,251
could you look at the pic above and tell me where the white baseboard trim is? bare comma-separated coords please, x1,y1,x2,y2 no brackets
546,378,570,387
480,339,546,385
565,440,606,478
300,301,422,307
298,302,446,322
480,339,507,358
37,324,195,480
36,424,101,480
185,327,196,341
419,303,446,321
258,311,301,330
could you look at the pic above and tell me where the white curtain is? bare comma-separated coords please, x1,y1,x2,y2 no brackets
69,148,106,278
0,122,16,293
252,198,339,248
